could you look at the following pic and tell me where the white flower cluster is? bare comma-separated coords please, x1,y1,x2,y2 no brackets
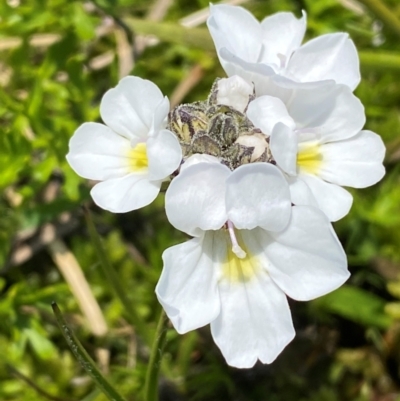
67,5,385,368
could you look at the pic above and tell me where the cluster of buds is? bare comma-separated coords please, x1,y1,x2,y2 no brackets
169,79,273,169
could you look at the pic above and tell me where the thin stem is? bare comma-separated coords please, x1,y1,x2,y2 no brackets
357,0,400,38
51,303,126,401
84,208,151,343
144,310,169,401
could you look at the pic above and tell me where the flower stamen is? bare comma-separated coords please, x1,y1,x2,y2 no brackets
227,220,247,259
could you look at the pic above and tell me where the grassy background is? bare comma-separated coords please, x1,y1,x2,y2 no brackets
0,0,400,400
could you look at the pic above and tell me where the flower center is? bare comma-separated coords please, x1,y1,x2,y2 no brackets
221,227,259,283
129,142,148,172
297,142,323,174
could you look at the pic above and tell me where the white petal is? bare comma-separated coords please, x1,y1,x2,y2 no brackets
299,174,353,221
180,154,221,172
147,129,182,181
150,96,170,134
91,173,161,213
286,82,365,142
287,33,360,90
244,206,349,301
247,96,295,135
270,122,298,176
217,76,254,113
318,130,386,188
66,122,131,180
226,163,291,232
100,76,165,141
165,163,231,237
156,232,221,334
260,11,307,66
211,268,294,368
207,4,262,64
287,176,319,207
218,47,276,92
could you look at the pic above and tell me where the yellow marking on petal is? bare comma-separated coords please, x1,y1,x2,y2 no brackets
297,142,323,174
222,230,259,283
129,142,148,172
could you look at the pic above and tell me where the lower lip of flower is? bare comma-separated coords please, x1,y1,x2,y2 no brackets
129,142,148,172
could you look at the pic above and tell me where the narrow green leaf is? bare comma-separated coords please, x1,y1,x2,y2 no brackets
51,302,126,401
144,310,168,401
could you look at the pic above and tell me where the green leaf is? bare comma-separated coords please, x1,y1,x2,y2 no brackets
311,285,392,329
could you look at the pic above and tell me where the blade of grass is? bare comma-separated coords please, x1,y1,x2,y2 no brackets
51,302,126,401
359,51,400,71
124,18,215,51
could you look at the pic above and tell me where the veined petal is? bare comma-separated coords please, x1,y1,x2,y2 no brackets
211,267,294,368
287,82,365,142
100,76,165,141
270,122,298,176
247,96,295,135
287,33,360,90
91,173,161,213
67,122,131,180
318,130,386,188
156,232,221,334
165,163,231,237
147,129,182,181
299,173,353,221
207,4,263,63
243,206,348,302
226,163,291,232
260,11,306,66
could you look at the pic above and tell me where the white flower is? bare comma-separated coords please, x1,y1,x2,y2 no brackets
207,4,360,95
66,76,182,213
246,81,386,221
156,159,348,368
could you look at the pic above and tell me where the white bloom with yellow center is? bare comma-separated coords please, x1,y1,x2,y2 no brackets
207,4,360,95
156,159,348,368
246,81,386,221
66,76,182,213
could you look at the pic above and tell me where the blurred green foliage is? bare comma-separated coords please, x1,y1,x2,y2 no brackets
0,0,400,400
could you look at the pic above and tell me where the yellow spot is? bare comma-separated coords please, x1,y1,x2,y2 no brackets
297,142,323,174
222,231,259,283
129,142,148,172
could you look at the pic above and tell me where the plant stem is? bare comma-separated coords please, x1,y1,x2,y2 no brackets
51,303,126,401
85,209,151,343
144,310,169,401
357,0,400,38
